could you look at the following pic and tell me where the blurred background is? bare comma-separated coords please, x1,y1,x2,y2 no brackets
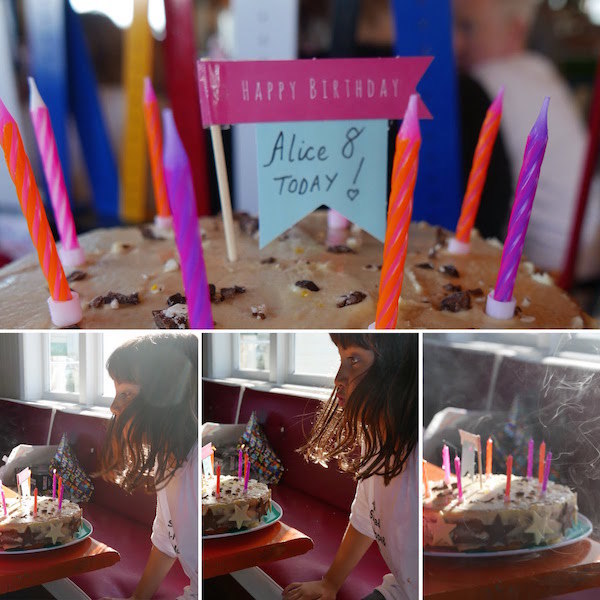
0,0,599,311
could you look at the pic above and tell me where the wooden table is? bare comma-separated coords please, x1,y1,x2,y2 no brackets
0,485,120,595
203,521,313,579
424,463,600,599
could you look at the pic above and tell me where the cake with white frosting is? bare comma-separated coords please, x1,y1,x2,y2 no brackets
0,212,591,329
202,475,271,535
0,495,82,550
423,474,578,552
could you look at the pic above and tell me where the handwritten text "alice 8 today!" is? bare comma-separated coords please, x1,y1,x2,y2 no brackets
263,128,364,196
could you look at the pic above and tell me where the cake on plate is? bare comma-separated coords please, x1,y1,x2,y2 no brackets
423,474,578,552
202,474,271,536
0,495,82,550
0,212,591,329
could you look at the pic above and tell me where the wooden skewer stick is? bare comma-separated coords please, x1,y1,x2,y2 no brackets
210,123,238,262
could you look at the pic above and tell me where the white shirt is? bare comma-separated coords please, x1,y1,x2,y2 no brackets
472,52,600,280
151,443,198,600
349,449,418,600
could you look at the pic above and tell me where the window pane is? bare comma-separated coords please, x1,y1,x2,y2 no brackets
293,333,339,377
239,333,270,372
102,332,143,397
49,333,79,394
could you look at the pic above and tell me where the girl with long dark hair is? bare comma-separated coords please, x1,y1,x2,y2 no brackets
99,333,198,600
283,333,418,600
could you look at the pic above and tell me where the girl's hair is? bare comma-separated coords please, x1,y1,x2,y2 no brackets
301,333,417,485
97,333,198,493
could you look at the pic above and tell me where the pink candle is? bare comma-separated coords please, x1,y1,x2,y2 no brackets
491,98,550,306
0,485,6,517
541,451,553,493
505,455,513,502
442,445,451,485
454,456,463,503
238,449,243,478
527,438,534,478
28,77,84,267
52,469,57,499
244,455,250,492
376,94,421,329
162,109,213,329
58,480,64,511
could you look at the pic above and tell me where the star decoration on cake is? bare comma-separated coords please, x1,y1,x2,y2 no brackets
429,519,456,546
46,521,67,544
485,514,515,547
525,510,561,545
229,502,252,529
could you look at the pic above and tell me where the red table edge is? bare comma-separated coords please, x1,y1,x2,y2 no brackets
203,523,314,579
0,538,120,595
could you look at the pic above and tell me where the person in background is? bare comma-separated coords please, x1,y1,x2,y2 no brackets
453,0,600,281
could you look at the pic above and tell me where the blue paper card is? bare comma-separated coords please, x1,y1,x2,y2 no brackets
256,119,387,248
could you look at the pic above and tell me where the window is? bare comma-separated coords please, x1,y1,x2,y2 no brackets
210,332,340,389
29,332,153,407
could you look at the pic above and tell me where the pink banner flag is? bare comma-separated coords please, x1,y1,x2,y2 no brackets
197,57,433,126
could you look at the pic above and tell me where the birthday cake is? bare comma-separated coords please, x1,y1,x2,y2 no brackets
0,212,591,329
201,474,271,536
0,495,82,550
423,474,578,552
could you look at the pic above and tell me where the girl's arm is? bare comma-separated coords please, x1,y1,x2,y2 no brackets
100,545,176,600
131,545,177,599
282,523,373,599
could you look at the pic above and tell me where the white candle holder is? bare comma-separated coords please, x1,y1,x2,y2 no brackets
447,237,471,255
58,246,86,268
154,214,173,230
485,290,517,320
47,291,83,327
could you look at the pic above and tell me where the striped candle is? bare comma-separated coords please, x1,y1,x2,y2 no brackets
0,98,72,302
143,77,171,226
538,441,546,484
0,480,6,517
28,77,84,267
527,438,534,478
52,469,57,499
486,437,493,476
442,444,451,485
493,98,550,303
541,451,552,493
423,460,430,497
454,87,504,246
244,455,250,492
162,108,213,328
375,94,421,329
454,456,463,503
505,455,513,503
58,479,64,511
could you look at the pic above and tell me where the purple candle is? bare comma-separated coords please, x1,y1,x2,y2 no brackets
238,449,243,479
58,482,64,512
541,451,553,493
0,483,6,517
162,109,213,329
454,456,463,503
52,469,57,499
527,438,534,478
491,98,550,304
442,445,451,485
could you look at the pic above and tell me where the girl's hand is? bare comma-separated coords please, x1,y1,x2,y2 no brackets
282,579,337,600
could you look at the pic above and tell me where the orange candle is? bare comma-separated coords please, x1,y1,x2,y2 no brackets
143,78,171,225
454,88,504,245
376,94,421,329
504,455,513,502
244,453,249,481
33,487,38,516
0,99,71,302
58,476,63,500
538,441,546,484
486,437,493,476
216,465,221,498
422,460,430,498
